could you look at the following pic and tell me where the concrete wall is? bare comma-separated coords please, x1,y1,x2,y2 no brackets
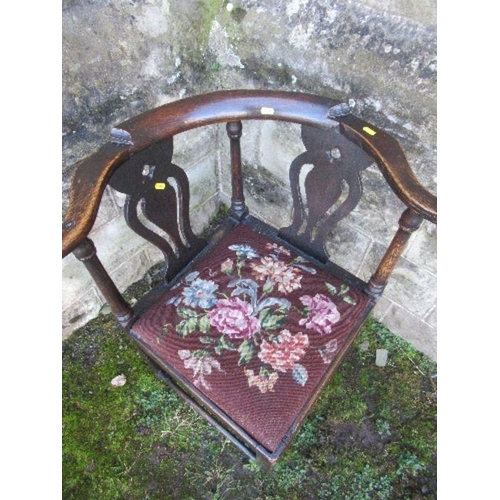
62,0,437,359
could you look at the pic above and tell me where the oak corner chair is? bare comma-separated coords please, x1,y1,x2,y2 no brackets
62,89,437,467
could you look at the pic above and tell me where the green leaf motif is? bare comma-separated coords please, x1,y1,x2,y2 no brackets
293,263,317,274
292,363,308,386
260,308,286,330
198,315,211,333
262,279,274,294
192,349,210,358
238,339,255,365
177,307,199,319
343,295,357,305
220,336,236,350
259,307,271,322
215,336,236,355
176,321,189,337
199,336,216,344
340,284,349,295
176,317,198,338
325,282,338,296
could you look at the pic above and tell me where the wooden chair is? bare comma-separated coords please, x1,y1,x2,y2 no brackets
62,90,437,467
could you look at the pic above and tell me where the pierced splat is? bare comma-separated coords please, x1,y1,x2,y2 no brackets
108,137,206,280
278,125,373,262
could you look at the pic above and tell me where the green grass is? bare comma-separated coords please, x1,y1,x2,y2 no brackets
63,275,437,499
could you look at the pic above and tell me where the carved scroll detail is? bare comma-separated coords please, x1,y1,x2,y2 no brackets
279,125,373,262
108,137,206,280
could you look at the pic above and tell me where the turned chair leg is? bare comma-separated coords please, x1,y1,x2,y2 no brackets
365,208,423,299
72,237,133,327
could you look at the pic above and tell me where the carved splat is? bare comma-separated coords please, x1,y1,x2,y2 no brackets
108,137,206,280
278,125,373,262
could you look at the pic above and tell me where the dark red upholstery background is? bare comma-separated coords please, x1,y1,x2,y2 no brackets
132,224,370,452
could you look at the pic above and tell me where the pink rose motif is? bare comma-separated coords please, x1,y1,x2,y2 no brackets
251,256,302,294
207,298,260,339
299,293,341,335
265,242,291,257
258,330,309,372
220,258,234,275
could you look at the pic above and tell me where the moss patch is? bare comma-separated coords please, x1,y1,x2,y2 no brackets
63,279,436,499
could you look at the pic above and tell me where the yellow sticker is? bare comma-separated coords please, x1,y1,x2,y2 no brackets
155,182,166,190
260,107,275,115
362,126,377,136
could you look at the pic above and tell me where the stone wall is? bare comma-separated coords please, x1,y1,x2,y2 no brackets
62,0,437,359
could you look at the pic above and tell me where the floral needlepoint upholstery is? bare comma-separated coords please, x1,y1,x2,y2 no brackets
132,224,371,453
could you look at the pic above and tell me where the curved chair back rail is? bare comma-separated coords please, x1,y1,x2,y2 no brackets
62,90,436,257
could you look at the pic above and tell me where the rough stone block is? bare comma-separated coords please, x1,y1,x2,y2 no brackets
407,147,437,196
258,121,303,183
357,240,436,319
185,157,219,211
382,303,437,361
217,124,232,195
190,194,221,235
107,249,153,294
209,19,245,69
403,220,437,275
62,168,73,216
324,221,373,276
240,120,263,168
172,126,219,170
357,239,388,283
243,165,293,228
89,217,150,276
362,0,437,25
109,189,127,210
144,244,164,268
383,257,437,319
62,286,103,340
62,253,95,310
350,166,408,246
371,295,393,320
424,306,437,329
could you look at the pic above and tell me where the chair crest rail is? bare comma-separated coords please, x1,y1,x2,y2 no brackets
62,90,436,258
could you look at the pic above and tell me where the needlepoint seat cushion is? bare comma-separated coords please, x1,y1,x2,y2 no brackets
131,224,371,454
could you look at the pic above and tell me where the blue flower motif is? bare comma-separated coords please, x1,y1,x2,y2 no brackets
228,244,259,260
181,278,219,309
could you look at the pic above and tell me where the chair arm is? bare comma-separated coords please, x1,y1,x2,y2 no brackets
337,114,437,223
62,144,131,257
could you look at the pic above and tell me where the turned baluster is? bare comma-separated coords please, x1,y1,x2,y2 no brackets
72,237,133,327
226,121,248,220
365,208,423,299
